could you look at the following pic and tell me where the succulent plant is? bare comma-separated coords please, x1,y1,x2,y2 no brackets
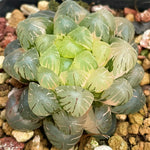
3,0,146,149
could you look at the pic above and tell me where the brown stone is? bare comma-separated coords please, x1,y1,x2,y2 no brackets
129,137,136,145
116,114,127,121
108,135,128,150
142,58,150,71
0,118,3,127
128,113,144,125
25,135,49,150
147,96,150,111
139,141,145,150
139,105,148,117
128,124,140,134
0,84,11,97
131,145,139,150
125,13,135,22
0,96,8,109
2,122,13,136
115,122,129,136
8,9,25,28
144,118,150,127
146,135,150,142
0,128,4,138
139,125,150,135
144,142,150,150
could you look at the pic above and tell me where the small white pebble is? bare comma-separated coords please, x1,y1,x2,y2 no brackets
5,12,12,20
0,56,4,69
12,130,34,142
94,145,112,150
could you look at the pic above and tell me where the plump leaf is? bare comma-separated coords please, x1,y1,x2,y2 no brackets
111,86,146,114
18,88,43,120
52,110,86,134
68,26,93,50
55,86,94,117
14,48,39,81
94,113,116,140
35,34,56,55
71,51,98,72
4,40,21,56
79,8,115,42
83,104,113,136
37,66,60,90
115,17,135,43
110,37,137,78
82,107,99,134
6,88,42,131
43,117,83,150
60,69,90,87
100,78,133,106
3,48,26,82
92,39,111,67
94,104,112,134
124,63,144,88
85,67,114,93
55,36,84,58
28,10,55,20
60,57,73,73
28,82,60,117
54,0,89,24
54,15,78,35
17,17,53,50
39,45,60,75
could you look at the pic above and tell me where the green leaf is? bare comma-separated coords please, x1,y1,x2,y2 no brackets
83,105,113,135
111,86,146,114
55,36,84,58
110,37,137,78
39,45,60,75
101,78,133,106
4,40,21,56
35,34,56,55
60,57,73,72
85,67,114,93
55,86,94,117
124,63,144,88
14,48,39,81
6,88,42,131
28,82,60,117
17,17,53,50
52,110,86,135
79,8,115,42
43,117,83,150
54,0,89,24
59,69,90,87
28,10,55,20
37,66,60,90
115,17,135,43
68,26,93,50
54,15,78,35
82,107,99,134
92,39,111,67
71,51,98,72
18,88,43,120
94,113,117,140
94,104,112,134
3,48,26,82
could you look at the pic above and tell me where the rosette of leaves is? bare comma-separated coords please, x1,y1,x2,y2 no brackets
3,0,145,149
